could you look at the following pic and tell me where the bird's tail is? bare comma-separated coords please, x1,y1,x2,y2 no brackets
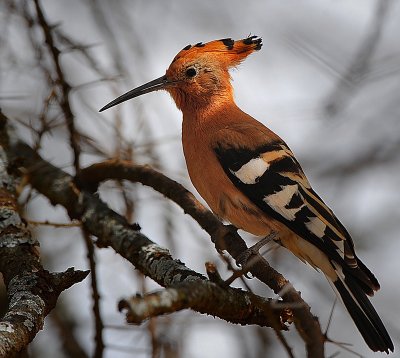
329,262,394,353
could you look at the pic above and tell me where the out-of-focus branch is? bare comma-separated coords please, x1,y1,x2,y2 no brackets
324,0,392,116
50,304,89,358
77,161,325,357
28,220,81,228
0,118,89,356
82,230,104,358
30,5,109,356
33,0,80,172
315,139,400,178
0,114,289,335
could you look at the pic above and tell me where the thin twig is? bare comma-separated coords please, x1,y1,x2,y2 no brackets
33,0,81,172
324,0,393,116
82,230,104,358
324,298,337,336
28,220,82,228
50,305,89,358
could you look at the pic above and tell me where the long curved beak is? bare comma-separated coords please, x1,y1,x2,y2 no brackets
100,75,170,112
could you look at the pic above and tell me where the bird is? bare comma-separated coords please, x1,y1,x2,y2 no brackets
100,36,394,353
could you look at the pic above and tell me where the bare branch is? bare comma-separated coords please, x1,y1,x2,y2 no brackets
0,123,88,356
82,230,104,358
324,0,393,116
77,161,325,357
33,0,81,172
28,220,81,228
118,280,287,329
50,304,89,358
0,113,289,335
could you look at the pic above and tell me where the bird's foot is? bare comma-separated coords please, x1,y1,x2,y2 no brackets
236,232,277,270
213,224,239,253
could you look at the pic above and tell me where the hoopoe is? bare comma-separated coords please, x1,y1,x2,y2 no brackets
100,36,394,353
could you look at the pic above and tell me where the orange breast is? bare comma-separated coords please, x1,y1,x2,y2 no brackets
182,112,279,236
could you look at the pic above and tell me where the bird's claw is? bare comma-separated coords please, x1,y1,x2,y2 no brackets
236,232,277,270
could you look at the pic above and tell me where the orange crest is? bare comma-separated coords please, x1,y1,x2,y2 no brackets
170,36,262,70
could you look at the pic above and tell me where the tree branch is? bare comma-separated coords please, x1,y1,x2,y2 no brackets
119,279,287,329
50,304,89,358
0,123,88,356
81,230,104,358
77,159,325,357
0,113,289,335
33,0,80,172
324,0,392,116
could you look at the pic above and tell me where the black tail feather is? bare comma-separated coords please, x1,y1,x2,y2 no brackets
343,254,380,297
356,256,381,291
334,275,394,353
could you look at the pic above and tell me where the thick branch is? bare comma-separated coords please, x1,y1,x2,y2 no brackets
118,280,288,329
78,160,324,357
0,114,288,334
0,130,88,356
0,108,323,356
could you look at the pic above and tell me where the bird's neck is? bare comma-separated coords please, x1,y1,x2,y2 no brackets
181,96,243,140
180,92,237,122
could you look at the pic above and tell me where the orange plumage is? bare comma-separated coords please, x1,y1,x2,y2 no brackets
100,36,393,353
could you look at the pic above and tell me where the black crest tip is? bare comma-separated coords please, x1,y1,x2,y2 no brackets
219,38,234,50
243,35,262,50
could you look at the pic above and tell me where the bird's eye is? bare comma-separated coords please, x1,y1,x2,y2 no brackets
185,67,197,78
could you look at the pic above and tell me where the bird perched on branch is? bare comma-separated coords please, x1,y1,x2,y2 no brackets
100,36,393,353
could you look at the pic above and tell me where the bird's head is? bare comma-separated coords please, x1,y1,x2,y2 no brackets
100,36,262,112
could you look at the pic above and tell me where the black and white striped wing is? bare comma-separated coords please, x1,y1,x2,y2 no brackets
214,140,391,352
214,141,358,270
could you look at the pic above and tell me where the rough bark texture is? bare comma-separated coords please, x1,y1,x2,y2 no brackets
0,115,89,357
0,113,288,333
79,160,325,357
0,111,324,357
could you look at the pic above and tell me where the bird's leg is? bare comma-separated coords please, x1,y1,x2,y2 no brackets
213,224,239,253
236,232,277,270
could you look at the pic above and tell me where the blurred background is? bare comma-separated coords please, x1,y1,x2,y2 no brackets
1,0,399,357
